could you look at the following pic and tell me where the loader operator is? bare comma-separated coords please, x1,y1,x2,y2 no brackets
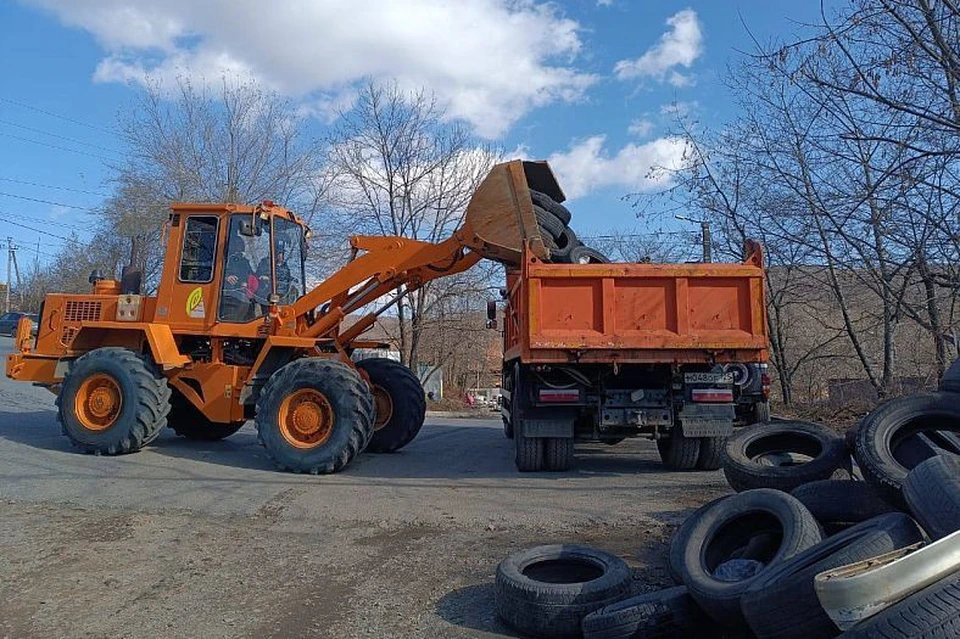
221,227,259,322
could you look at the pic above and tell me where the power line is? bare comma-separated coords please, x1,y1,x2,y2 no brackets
0,132,118,162
0,213,73,241
0,190,98,211
0,96,119,136
0,177,107,197
0,119,122,155
0,206,90,232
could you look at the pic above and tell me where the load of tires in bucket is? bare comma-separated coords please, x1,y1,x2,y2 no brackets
530,189,610,264
492,380,960,638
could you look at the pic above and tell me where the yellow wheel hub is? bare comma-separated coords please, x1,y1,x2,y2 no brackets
278,389,335,449
372,385,394,431
74,373,122,431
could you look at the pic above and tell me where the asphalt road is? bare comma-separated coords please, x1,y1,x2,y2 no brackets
0,337,730,638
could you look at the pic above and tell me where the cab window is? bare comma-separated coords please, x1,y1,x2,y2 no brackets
219,215,272,322
179,216,219,283
273,217,306,304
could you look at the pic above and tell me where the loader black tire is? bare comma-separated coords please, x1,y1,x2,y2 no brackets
741,512,925,639
544,437,574,471
168,390,245,441
58,347,171,455
256,358,374,474
680,488,822,628
696,436,726,470
582,586,711,639
496,544,631,639
903,454,960,540
529,189,572,225
722,420,850,493
854,392,960,506
790,480,897,530
657,428,701,471
356,358,425,453
533,204,565,240
840,569,960,638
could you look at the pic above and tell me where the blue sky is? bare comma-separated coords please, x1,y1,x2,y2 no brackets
0,0,825,267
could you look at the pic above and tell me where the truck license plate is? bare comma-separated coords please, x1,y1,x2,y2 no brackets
685,372,734,384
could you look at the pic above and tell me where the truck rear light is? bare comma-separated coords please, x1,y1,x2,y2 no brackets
538,389,580,403
761,372,771,398
691,388,734,403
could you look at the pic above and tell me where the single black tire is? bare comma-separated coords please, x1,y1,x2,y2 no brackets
721,420,851,493
667,496,728,584
255,358,374,474
544,437,574,471
696,437,726,470
941,357,960,394
168,390,245,441
741,512,926,639
681,488,822,628
790,480,897,529
581,585,711,639
552,227,581,263
657,428,701,471
515,431,544,472
754,400,771,424
57,347,171,455
534,204,566,240
569,245,611,264
496,544,631,639
356,358,425,453
854,392,960,506
530,189,572,225
904,454,960,540
840,568,960,638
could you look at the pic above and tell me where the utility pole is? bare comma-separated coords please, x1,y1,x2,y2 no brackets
675,215,712,263
5,237,12,313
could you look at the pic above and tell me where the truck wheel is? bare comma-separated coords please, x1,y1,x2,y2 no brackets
168,390,245,441
696,437,726,470
754,400,771,424
57,347,171,455
515,431,544,472
544,437,574,471
356,358,425,453
255,358,374,474
658,428,701,471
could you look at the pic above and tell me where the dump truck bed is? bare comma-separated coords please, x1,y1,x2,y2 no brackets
503,248,768,365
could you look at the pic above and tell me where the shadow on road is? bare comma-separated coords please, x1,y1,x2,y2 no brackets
0,410,73,452
434,582,517,637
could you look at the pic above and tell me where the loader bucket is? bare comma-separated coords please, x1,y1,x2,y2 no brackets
462,160,565,266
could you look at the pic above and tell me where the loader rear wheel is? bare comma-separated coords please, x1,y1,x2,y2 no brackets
256,358,374,474
58,347,171,455
356,358,426,453
168,390,245,441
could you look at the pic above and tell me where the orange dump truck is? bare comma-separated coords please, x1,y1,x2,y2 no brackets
496,172,769,472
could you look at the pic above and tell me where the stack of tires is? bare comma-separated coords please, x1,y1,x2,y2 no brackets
531,189,610,264
491,382,960,638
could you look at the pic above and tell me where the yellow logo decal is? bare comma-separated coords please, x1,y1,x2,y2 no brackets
186,287,206,319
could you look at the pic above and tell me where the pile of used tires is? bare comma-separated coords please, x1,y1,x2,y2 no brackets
530,189,610,264
493,379,960,638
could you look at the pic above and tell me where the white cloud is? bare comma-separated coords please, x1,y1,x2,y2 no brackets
597,0,614,5
660,100,698,118
547,135,688,200
614,9,702,83
27,0,597,139
628,118,653,137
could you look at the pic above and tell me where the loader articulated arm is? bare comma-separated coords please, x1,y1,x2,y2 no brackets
289,159,564,346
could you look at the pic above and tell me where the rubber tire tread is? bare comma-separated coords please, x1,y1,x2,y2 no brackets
722,420,850,493
791,480,897,528
515,431,543,472
582,586,711,639
569,245,611,264
754,401,771,424
168,390,244,441
255,358,373,474
356,358,426,453
534,204,566,240
840,568,960,638
658,428,701,471
667,496,728,584
696,437,726,470
495,544,631,639
941,357,960,394
551,227,581,263
544,437,573,471
57,347,171,455
529,189,572,225
904,454,960,540
854,392,960,507
681,488,822,628
741,512,926,639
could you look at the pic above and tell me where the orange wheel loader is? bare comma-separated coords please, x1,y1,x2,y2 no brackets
5,160,558,474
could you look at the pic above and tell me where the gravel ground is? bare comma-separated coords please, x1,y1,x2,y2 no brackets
0,337,729,638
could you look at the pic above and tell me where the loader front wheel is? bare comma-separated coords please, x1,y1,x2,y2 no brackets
356,358,426,453
256,358,374,474
58,347,171,455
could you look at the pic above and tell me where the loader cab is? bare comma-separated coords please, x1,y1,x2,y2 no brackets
156,202,307,332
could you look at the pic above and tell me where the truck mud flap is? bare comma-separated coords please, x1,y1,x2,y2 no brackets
679,404,735,438
522,417,575,438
